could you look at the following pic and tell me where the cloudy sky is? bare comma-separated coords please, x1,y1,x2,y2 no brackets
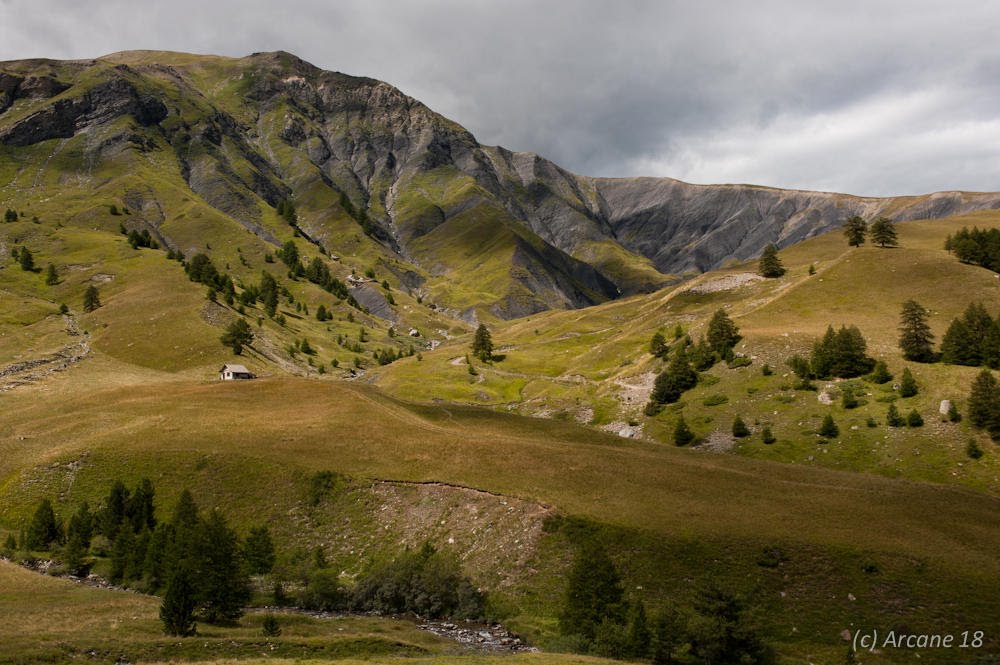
2,0,1000,196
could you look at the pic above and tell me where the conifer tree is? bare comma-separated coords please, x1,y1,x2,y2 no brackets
673,414,695,446
18,247,34,271
940,318,979,365
83,285,101,312
886,403,904,427
968,369,1000,440
198,510,251,622
649,331,667,358
625,600,652,658
706,309,741,356
898,300,934,362
732,415,750,438
471,324,493,362
45,263,58,285
220,318,253,355
757,243,786,277
843,215,867,246
243,526,276,575
160,565,197,637
899,367,918,397
650,346,698,405
761,427,776,444
818,414,839,438
869,217,899,247
906,409,924,427
66,501,94,550
559,542,626,640
868,360,893,384
26,499,61,550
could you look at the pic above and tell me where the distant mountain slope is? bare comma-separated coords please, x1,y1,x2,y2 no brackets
3,49,1000,317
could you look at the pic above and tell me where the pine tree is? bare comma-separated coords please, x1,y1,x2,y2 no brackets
625,600,652,658
899,367,918,397
278,240,299,268
66,501,94,549
706,309,741,356
841,386,859,409
18,247,34,271
886,403,905,427
471,324,493,362
127,478,157,533
843,215,867,246
651,605,683,665
243,525,276,575
732,415,750,438
26,499,61,550
673,415,695,446
940,318,979,365
869,217,899,248
868,360,893,384
220,318,253,355
757,244,786,278
98,480,130,539
898,300,934,362
160,565,197,636
83,285,101,312
649,331,668,358
259,271,279,318
45,263,58,285
261,614,282,637
761,427,776,444
906,409,924,427
650,347,698,405
198,510,251,622
818,414,839,438
559,542,626,639
968,369,1000,440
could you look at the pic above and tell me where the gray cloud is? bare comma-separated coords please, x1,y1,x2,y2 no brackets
2,0,1000,196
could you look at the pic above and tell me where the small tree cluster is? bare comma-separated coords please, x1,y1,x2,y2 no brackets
351,542,485,619
940,302,1000,369
810,325,874,378
945,227,1000,273
220,318,253,355
969,369,1000,441
647,345,698,408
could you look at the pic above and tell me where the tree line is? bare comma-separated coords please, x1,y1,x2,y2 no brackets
3,477,487,637
945,227,1000,273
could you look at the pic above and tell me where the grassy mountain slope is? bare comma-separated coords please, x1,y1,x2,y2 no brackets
372,212,1000,491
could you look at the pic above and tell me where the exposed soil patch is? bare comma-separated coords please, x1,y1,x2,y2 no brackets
686,272,763,294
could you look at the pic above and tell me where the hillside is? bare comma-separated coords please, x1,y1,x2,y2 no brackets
3,49,1000,323
3,49,1000,665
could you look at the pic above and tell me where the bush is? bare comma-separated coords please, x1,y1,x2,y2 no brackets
673,415,695,446
818,414,839,438
702,394,728,406
967,439,984,459
906,409,924,427
761,363,773,376
732,416,750,438
352,543,485,620
867,361,893,384
886,403,905,427
727,355,752,369
761,427,776,444
261,614,281,637
300,568,347,611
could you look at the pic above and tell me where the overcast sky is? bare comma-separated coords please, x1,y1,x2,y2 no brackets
2,0,1000,196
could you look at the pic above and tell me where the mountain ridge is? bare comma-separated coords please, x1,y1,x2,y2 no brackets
3,49,1000,317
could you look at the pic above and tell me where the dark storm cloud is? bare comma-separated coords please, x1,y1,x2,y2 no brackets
2,0,1000,196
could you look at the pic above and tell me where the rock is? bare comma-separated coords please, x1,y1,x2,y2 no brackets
818,392,834,405
408,328,420,337
939,399,952,415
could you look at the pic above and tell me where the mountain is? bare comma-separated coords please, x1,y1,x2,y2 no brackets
4,49,1000,320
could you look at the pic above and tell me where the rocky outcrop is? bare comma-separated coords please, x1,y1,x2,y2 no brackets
0,76,165,146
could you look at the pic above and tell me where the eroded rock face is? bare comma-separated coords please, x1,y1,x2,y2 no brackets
0,77,166,146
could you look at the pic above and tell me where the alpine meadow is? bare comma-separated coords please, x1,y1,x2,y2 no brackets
1,49,999,665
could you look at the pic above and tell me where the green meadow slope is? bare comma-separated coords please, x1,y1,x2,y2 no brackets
2,50,1000,665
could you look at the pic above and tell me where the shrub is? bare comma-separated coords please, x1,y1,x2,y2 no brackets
702,394,728,407
261,614,281,637
867,361,893,384
732,416,750,438
673,415,695,446
906,409,924,427
352,543,485,620
818,414,839,438
967,439,984,459
761,363,773,376
761,427,776,444
886,403,905,427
